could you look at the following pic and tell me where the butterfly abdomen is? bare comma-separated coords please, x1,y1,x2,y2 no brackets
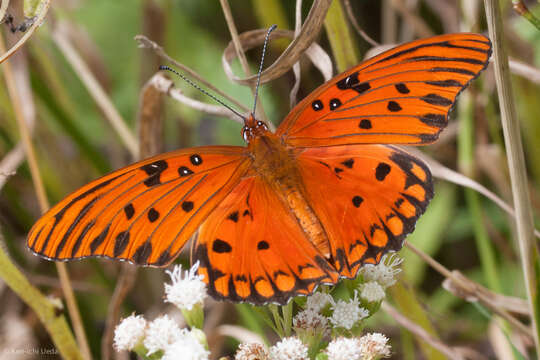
248,133,332,257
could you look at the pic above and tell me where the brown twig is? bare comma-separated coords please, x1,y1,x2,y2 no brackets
289,0,303,108
221,0,332,86
508,57,540,85
343,0,379,46
134,34,249,113
484,0,540,350
382,302,468,360
150,73,243,123
219,0,268,123
405,242,532,338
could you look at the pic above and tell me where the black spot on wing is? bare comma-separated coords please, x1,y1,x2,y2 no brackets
257,240,269,250
213,239,232,253
182,201,194,212
352,196,363,207
90,224,110,254
329,98,342,110
178,166,194,177
155,250,173,266
421,93,453,106
148,208,159,222
425,79,462,87
419,114,446,128
375,162,391,181
133,241,152,264
227,211,239,223
71,220,95,257
359,119,372,129
141,160,168,187
190,154,203,166
55,197,98,258
113,231,130,257
124,203,135,220
341,159,354,169
387,101,402,112
312,100,323,111
395,83,410,94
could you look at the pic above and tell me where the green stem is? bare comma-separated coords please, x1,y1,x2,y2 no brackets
0,235,83,359
323,0,359,72
457,93,501,292
484,0,540,353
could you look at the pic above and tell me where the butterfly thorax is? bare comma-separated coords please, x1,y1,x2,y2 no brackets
247,130,331,257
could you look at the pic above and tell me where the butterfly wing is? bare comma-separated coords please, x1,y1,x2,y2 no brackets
192,176,339,304
296,144,432,278
28,147,251,267
277,33,491,147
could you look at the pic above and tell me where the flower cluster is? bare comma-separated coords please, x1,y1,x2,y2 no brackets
115,255,403,360
114,262,209,359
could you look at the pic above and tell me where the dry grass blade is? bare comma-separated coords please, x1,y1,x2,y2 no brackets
403,147,540,239
406,242,532,339
223,29,333,85
0,143,24,191
222,0,332,86
151,72,244,123
134,34,249,113
0,0,50,64
217,325,266,344
0,31,90,360
289,0,302,108
53,21,139,158
343,0,379,46
508,57,540,85
484,0,540,351
382,303,469,360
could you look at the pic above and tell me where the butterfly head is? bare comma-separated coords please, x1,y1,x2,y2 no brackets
242,114,269,143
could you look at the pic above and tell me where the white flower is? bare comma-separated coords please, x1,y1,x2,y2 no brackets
329,291,369,330
359,333,391,359
361,253,403,288
144,315,182,355
305,292,333,313
269,337,308,360
359,281,386,303
113,314,146,351
293,309,328,331
165,261,208,311
235,342,269,360
326,337,363,360
162,329,210,360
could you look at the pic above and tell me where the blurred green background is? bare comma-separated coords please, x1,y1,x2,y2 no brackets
1,0,539,358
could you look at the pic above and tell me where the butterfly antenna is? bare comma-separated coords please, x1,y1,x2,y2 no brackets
159,65,246,122
252,24,277,117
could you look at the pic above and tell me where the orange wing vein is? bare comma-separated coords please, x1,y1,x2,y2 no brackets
277,33,491,147
296,144,433,278
28,147,251,267
192,177,339,304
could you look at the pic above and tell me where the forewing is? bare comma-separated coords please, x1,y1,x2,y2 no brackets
28,146,251,267
193,176,339,305
278,33,491,147
296,144,433,278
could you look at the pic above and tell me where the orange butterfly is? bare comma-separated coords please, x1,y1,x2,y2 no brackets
28,33,491,304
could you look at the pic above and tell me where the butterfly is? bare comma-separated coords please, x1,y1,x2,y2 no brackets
28,33,491,305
